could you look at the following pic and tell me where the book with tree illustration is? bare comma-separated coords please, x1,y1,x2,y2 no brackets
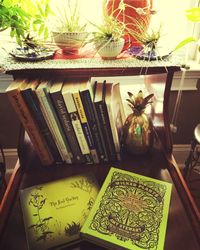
20,173,99,250
81,167,172,250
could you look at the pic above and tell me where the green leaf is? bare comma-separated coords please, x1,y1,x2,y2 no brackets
10,29,15,38
33,19,42,25
44,26,49,39
36,2,43,16
173,37,196,51
39,24,45,36
186,7,200,22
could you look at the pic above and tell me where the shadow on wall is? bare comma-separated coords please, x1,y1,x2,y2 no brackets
169,90,200,145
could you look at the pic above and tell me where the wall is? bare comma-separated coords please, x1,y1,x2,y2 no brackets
169,70,200,144
169,90,200,144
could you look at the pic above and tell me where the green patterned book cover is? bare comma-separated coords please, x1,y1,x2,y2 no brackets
20,173,99,250
81,167,172,250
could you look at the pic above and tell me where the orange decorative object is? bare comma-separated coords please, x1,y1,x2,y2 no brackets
107,0,153,47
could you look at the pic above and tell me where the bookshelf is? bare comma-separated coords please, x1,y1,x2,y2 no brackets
0,57,200,249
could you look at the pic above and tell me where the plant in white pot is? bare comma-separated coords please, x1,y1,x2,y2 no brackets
51,0,88,55
90,14,125,59
87,1,126,60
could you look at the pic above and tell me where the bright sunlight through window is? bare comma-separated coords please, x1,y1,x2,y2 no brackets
0,0,199,61
48,0,199,59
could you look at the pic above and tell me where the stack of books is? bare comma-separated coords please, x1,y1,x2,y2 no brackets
6,78,126,166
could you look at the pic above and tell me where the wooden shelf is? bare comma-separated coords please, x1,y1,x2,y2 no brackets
0,138,200,249
0,60,200,249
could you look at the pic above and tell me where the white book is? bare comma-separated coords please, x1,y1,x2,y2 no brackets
35,81,72,164
62,82,93,164
105,82,125,161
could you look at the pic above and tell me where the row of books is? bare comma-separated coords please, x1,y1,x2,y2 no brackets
6,78,126,166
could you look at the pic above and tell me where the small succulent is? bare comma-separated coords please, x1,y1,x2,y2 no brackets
126,90,154,115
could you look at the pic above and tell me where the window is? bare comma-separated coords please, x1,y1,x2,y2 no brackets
0,0,199,62
152,0,200,60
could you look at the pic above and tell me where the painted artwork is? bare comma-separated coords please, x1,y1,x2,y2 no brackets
81,167,172,250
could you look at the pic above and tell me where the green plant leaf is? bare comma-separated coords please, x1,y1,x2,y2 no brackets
39,24,45,36
44,26,49,39
173,37,196,51
33,19,43,25
186,7,200,22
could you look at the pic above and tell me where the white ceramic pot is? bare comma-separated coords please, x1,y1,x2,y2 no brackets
52,32,88,54
96,38,125,59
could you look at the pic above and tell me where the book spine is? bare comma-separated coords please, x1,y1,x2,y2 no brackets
21,88,62,163
62,92,93,164
95,101,117,162
7,88,54,166
73,92,99,164
50,91,85,163
80,89,108,162
36,88,72,164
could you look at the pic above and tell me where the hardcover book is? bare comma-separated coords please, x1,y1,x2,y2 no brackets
81,167,172,250
20,173,99,250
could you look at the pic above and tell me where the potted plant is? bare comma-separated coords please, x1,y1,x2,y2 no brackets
0,0,30,45
106,0,153,46
21,0,53,42
86,0,128,59
86,0,154,60
51,0,88,55
127,18,162,60
90,15,125,59
0,0,55,61
0,0,54,61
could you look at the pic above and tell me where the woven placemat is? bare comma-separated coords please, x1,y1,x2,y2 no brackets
0,49,182,72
